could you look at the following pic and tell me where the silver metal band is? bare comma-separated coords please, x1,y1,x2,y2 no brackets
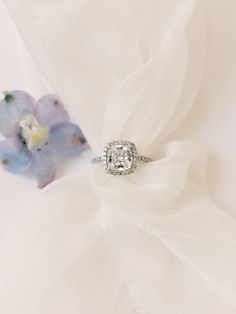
92,156,103,164
136,155,153,162
92,155,152,164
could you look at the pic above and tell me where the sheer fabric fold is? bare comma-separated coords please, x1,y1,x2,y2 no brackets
1,0,236,313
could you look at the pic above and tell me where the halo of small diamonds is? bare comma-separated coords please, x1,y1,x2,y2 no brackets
103,140,137,175
91,140,152,175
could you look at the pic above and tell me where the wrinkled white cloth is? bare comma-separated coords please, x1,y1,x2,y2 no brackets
0,0,236,313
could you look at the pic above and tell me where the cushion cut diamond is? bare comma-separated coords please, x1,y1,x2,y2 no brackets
104,141,137,175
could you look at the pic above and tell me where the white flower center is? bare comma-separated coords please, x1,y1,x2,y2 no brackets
19,114,49,151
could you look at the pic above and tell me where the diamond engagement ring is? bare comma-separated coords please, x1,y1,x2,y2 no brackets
92,140,152,175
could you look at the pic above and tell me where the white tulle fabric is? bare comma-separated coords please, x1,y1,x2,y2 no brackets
1,0,236,313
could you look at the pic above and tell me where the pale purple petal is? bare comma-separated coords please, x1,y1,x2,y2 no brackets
35,94,69,127
0,137,31,173
31,150,56,189
0,90,36,137
49,123,89,159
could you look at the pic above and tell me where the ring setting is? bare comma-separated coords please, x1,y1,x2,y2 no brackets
92,140,152,175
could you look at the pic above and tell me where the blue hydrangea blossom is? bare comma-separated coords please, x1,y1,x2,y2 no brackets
0,91,88,188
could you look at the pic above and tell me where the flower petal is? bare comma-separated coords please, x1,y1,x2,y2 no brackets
35,94,69,127
0,138,31,173
49,123,89,159
31,150,56,189
0,90,36,137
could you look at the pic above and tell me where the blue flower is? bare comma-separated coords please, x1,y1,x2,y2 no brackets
0,90,88,188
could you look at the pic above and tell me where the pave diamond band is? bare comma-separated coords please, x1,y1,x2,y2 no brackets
136,155,153,162
92,140,152,175
92,156,103,164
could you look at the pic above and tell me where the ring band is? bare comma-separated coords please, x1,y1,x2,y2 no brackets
92,140,152,175
92,155,152,164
